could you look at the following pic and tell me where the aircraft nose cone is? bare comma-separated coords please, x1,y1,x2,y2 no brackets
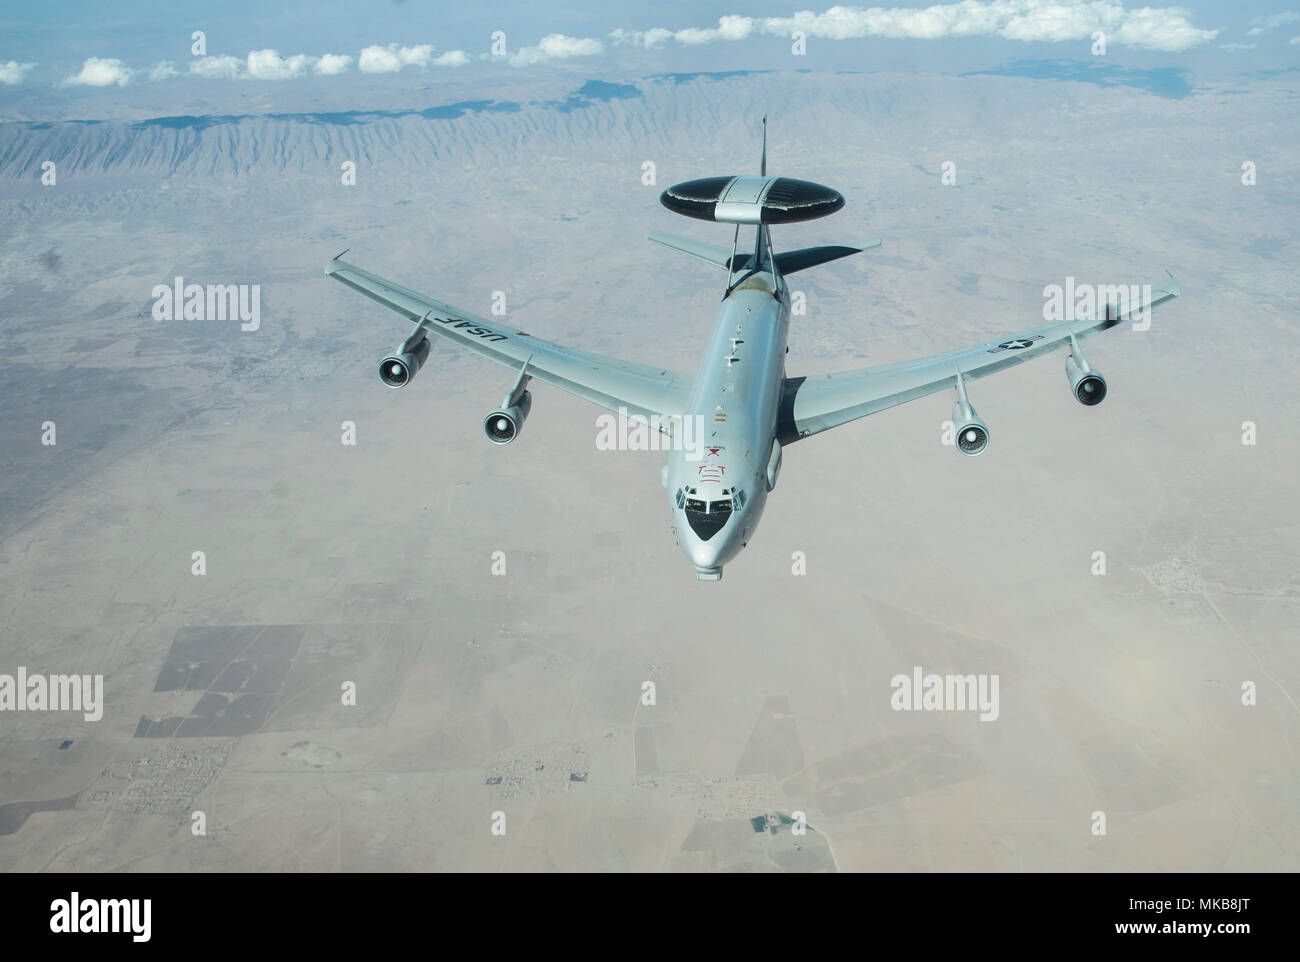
690,543,718,568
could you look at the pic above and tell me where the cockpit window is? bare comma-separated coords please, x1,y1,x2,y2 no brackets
684,496,732,541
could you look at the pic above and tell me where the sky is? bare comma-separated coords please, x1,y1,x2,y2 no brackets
0,1,1298,106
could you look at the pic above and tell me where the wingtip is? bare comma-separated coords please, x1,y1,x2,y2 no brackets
1162,268,1181,296
325,248,350,276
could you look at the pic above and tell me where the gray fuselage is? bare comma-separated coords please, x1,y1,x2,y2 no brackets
665,260,790,580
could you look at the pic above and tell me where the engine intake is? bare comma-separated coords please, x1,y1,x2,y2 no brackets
1066,354,1107,406
379,335,431,388
484,390,532,444
952,409,990,456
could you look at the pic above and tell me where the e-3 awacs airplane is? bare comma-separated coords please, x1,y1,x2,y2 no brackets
326,119,1179,581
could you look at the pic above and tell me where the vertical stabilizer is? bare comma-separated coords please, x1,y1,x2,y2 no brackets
756,115,770,269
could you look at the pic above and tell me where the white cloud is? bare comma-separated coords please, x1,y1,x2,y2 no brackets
432,50,470,67
189,51,354,80
358,43,437,73
676,15,756,45
1112,8,1219,52
0,60,35,85
999,4,1123,44
64,57,134,87
246,49,312,80
614,3,1218,55
1247,12,1300,36
1291,34,1300,45
53,49,356,86
510,33,604,66
147,60,178,82
189,55,244,79
357,46,398,72
316,53,353,75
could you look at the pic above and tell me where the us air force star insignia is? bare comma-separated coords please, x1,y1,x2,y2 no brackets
987,334,1044,354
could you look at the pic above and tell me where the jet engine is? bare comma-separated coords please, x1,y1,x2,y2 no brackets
1065,336,1107,406
951,371,989,456
483,362,534,444
483,391,532,444
378,333,431,388
952,409,990,456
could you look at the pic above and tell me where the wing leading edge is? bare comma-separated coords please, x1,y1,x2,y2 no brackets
326,256,692,421
779,276,1180,444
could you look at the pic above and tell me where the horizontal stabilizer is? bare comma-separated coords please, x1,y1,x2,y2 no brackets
648,231,743,270
774,239,881,275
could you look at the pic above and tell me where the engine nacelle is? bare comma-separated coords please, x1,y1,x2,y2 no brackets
483,390,532,444
951,401,990,456
379,335,431,388
1066,354,1107,406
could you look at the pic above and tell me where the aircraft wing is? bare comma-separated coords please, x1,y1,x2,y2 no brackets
326,255,693,421
779,276,1180,443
